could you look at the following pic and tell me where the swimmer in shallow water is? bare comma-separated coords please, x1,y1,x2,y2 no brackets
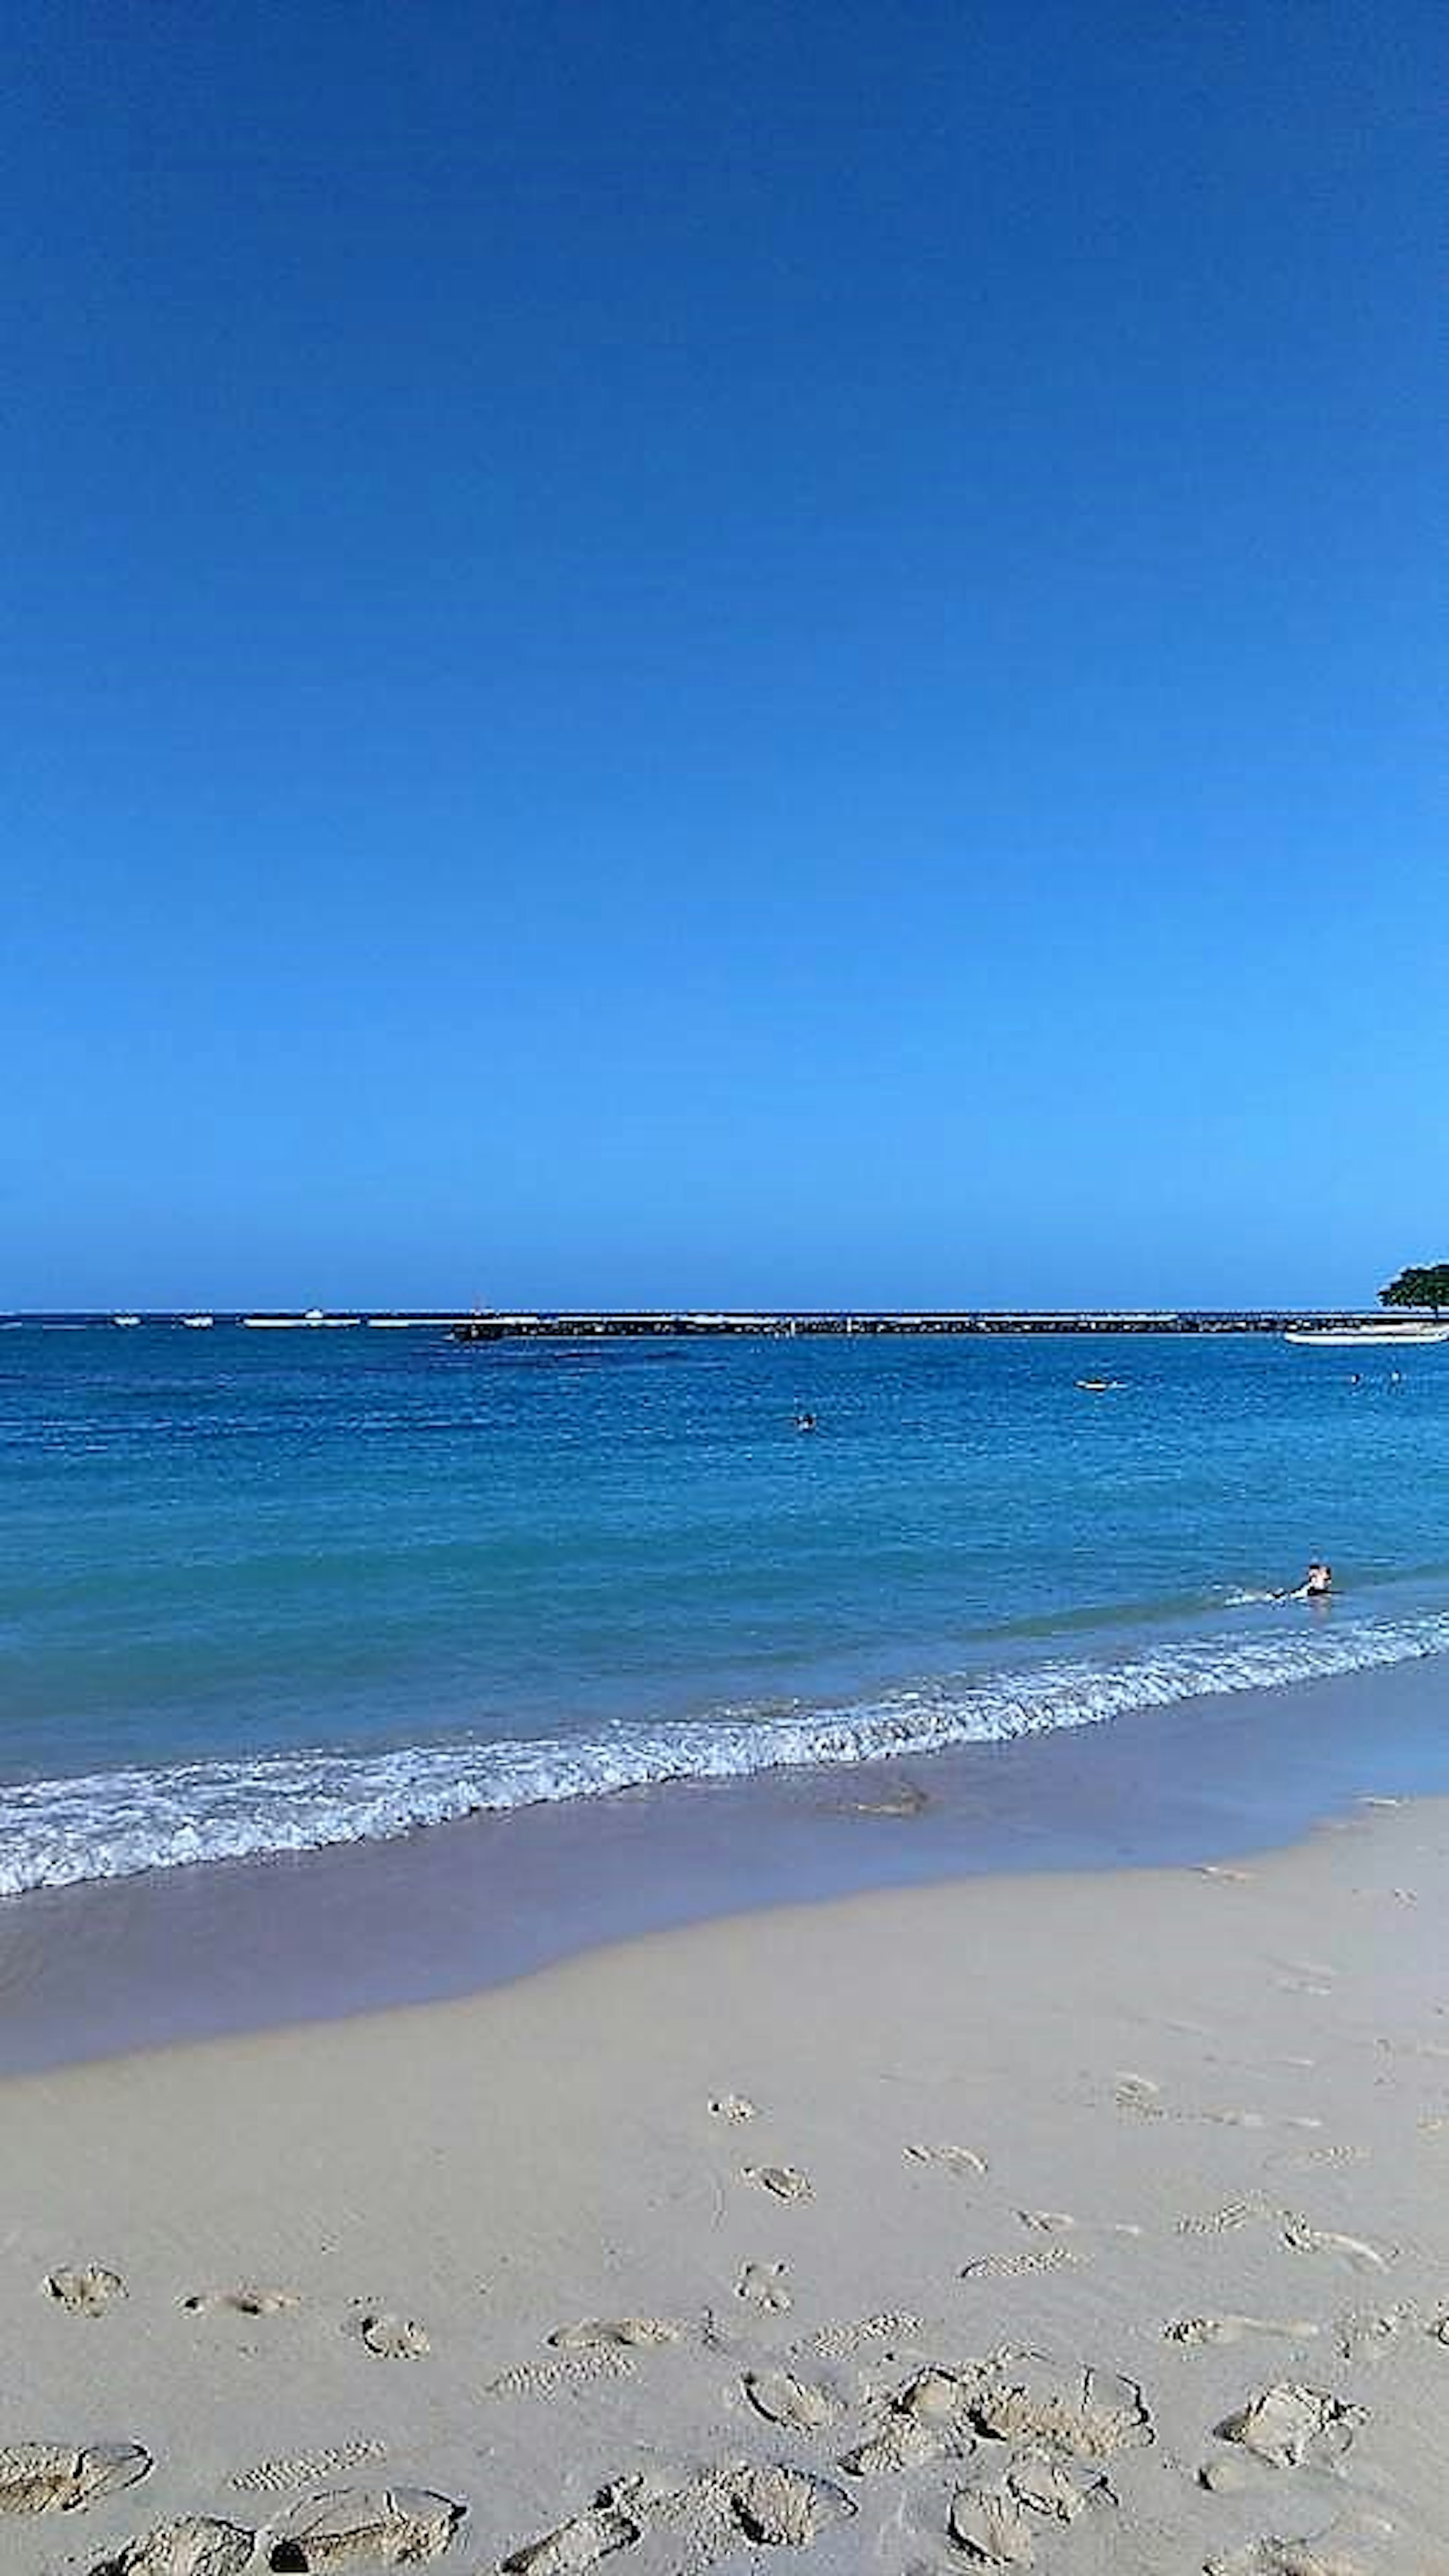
1275,1559,1332,1601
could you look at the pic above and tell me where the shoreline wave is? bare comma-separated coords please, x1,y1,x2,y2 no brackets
5,1606,1449,1898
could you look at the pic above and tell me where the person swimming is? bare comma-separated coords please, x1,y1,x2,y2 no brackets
1271,1560,1332,1602
794,1409,817,1433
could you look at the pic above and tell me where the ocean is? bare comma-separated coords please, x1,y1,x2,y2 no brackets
4,1322,1449,1898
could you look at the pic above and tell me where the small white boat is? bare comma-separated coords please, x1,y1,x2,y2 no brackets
181,1314,214,1329
112,1312,140,1327
1284,1322,1449,1346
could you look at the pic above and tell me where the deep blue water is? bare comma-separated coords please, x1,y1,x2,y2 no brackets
3,1323,1449,1892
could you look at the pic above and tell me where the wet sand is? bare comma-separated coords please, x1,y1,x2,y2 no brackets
4,1649,1449,2077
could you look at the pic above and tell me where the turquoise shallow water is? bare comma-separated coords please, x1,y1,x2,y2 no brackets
3,1324,1449,1892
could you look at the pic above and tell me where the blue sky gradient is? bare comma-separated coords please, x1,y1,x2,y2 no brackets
6,2,1443,1308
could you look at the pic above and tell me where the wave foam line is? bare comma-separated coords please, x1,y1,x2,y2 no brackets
5,1607,1449,1896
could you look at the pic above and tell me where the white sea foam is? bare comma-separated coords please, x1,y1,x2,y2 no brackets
3,1607,1448,1897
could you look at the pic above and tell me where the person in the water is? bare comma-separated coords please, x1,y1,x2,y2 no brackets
1273,1560,1332,1602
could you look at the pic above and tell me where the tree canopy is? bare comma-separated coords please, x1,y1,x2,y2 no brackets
1380,1262,1449,1316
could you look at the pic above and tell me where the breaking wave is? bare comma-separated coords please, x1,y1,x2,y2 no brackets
5,1603,1449,1898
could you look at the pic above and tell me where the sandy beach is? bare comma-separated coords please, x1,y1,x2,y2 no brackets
5,1793,1448,2575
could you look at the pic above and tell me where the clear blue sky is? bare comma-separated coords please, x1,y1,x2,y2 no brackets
6,2,1443,1310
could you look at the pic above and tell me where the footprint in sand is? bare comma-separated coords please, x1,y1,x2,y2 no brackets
1330,2303,1414,2362
1163,2316,1319,2349
265,2486,466,2571
1278,2218,1397,2273
961,2245,1083,2281
743,2366,844,2431
729,2465,855,2547
840,2411,961,2479
904,2142,990,2179
0,2443,152,2518
1176,2197,1274,2238
1113,2072,1165,2116
1269,2143,1368,2175
838,2365,978,2478
182,2286,300,2318
505,2463,853,2567
83,2518,255,2575
1205,2542,1364,2576
501,2497,641,2573
743,2164,813,2202
708,2094,758,2122
946,2459,1109,2565
970,2360,1153,2461
948,2480,1035,2566
488,2348,635,2399
233,2443,386,2498
737,2261,792,2313
1211,2382,1367,2472
548,2319,680,2351
348,2306,430,2359
43,2264,127,2316
810,2311,925,2358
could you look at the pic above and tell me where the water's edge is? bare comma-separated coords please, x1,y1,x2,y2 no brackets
8,1599,1448,1898
4,1647,1447,2079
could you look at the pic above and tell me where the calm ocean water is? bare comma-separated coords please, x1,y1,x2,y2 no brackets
3,1324,1449,1895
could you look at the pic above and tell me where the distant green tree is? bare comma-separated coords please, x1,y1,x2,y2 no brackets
1380,1262,1449,1317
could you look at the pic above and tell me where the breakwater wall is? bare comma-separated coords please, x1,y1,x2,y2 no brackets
451,1310,1391,1342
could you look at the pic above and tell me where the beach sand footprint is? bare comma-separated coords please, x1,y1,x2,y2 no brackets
729,2464,854,2547
1278,2219,1397,2274
1176,2198,1274,2238
743,2367,843,2432
961,2247,1083,2282
1113,2074,1165,2119
44,2264,128,2316
948,2479,1037,2567
183,2286,300,2318
1204,2539,1364,2576
971,2361,1152,2461
1330,2303,1414,2362
904,2143,989,2180
743,2164,813,2202
811,2311,925,2359
348,2307,431,2359
0,2443,152,2518
1163,2317,1319,2350
266,2485,466,2570
233,2444,386,2499
736,2261,792,2313
548,2319,680,2351
84,2519,254,2576
1212,2384,1367,2472
488,2348,635,2399
502,2499,641,2573
504,2463,853,2569
838,2367,977,2478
